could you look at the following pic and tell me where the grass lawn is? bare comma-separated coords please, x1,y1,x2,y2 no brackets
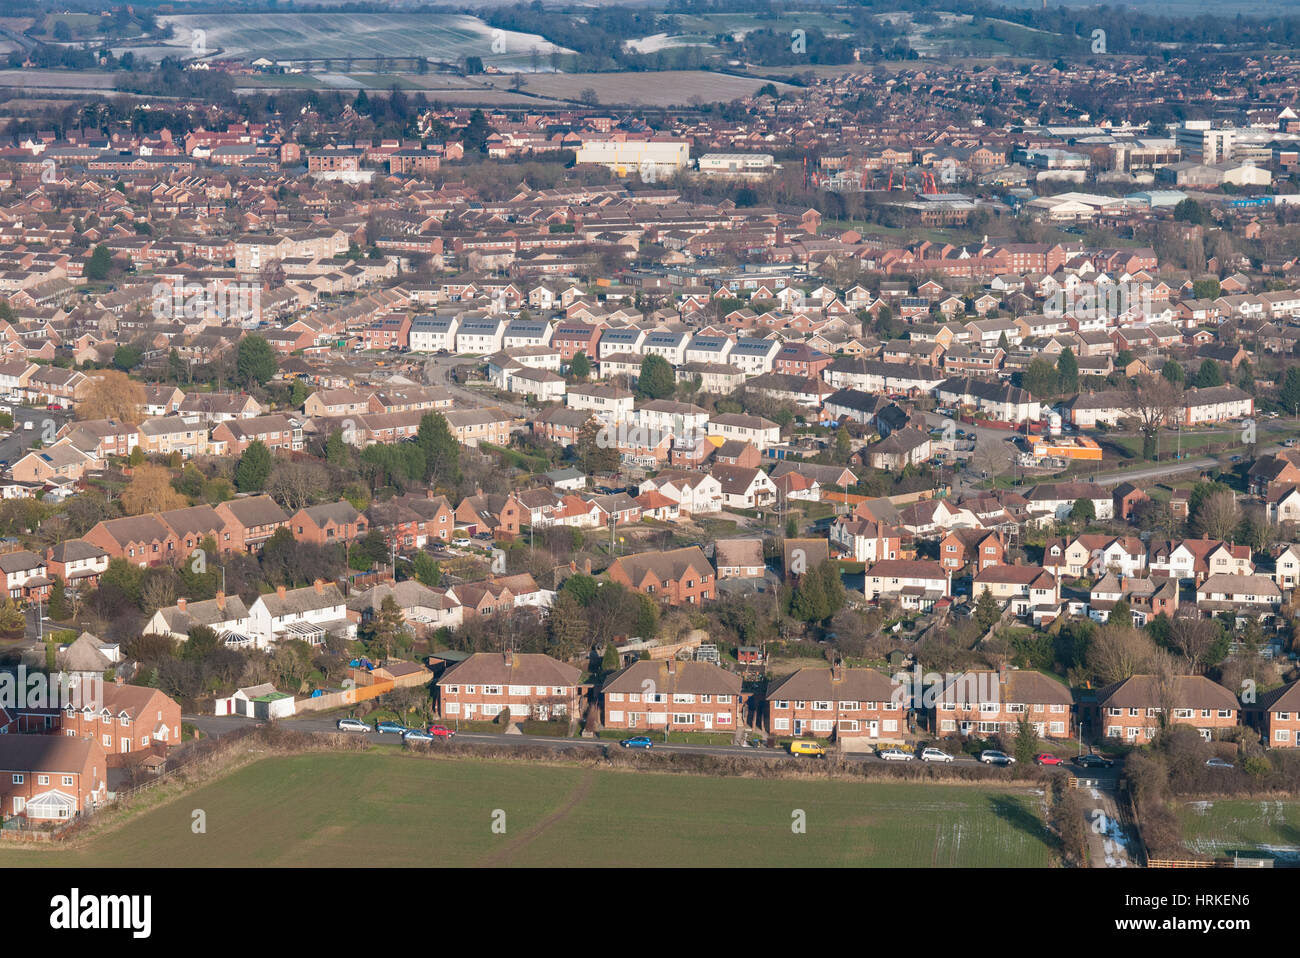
0,752,1057,867
1178,799,1300,863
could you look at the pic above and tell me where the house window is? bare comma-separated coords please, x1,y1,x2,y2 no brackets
11,774,21,784
62,776,73,786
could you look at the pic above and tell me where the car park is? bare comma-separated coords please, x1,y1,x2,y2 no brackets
1034,753,1064,766
920,747,953,763
980,750,1015,766
878,747,915,761
620,736,653,749
1073,753,1114,769
336,718,370,733
375,721,408,734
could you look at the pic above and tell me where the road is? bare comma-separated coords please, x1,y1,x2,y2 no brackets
185,712,1059,771
420,354,531,418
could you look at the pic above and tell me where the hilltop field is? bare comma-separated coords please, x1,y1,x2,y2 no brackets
0,751,1057,868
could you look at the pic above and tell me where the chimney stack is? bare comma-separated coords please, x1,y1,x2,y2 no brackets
314,578,324,594
277,585,286,599
583,558,592,575
216,590,226,612
666,657,676,675
177,597,187,613
504,649,513,667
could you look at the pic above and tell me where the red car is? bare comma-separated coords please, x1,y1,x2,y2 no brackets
1034,753,1064,766
427,725,455,738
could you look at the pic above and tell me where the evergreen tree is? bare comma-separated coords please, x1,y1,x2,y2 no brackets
415,412,461,488
1056,347,1078,395
569,351,591,380
85,245,113,280
1279,366,1300,416
974,587,1001,632
234,440,272,493
48,576,68,621
236,334,277,387
636,354,676,400
1161,360,1184,385
412,552,441,587
1022,358,1059,398
1194,359,1224,388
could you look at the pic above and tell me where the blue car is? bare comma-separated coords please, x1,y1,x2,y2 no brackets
402,729,435,743
375,721,408,735
619,736,654,749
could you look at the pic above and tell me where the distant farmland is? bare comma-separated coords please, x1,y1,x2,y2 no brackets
1179,799,1300,863
158,13,572,72
0,752,1058,868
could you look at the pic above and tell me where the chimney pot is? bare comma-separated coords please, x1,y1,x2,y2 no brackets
216,590,226,611
314,578,324,594
277,585,286,599
177,597,187,612
667,658,676,674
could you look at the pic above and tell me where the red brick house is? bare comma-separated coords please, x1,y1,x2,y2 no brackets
933,668,1073,739
602,658,744,732
0,736,107,821
436,651,582,723
214,496,289,552
938,529,1005,574
1252,681,1300,748
367,492,455,548
766,665,904,741
606,546,715,606
60,684,183,764
1095,674,1238,745
290,501,369,546
83,514,181,567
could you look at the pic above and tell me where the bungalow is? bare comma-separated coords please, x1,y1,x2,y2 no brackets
713,538,765,579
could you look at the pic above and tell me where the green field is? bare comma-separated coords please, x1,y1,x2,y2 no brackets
0,752,1057,867
1178,799,1300,863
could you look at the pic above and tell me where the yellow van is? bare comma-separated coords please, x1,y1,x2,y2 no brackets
789,740,826,757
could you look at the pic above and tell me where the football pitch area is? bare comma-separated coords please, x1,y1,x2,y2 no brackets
0,752,1058,867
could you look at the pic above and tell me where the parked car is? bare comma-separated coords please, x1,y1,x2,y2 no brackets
45,403,62,410
1034,753,1065,766
451,537,472,548
375,721,408,734
789,740,826,757
920,747,953,763
980,749,1015,766
427,724,455,738
1205,757,1234,769
336,717,370,733
1229,454,1243,463
878,747,915,762
1285,438,1298,447
403,729,435,742
1073,753,1115,769
619,736,653,749
472,532,494,541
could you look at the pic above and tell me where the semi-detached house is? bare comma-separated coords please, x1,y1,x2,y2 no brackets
767,665,904,741
602,658,743,733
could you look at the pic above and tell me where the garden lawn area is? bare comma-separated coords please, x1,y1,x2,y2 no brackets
1177,799,1300,863
0,752,1057,867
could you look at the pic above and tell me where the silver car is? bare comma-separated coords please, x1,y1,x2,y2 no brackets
336,717,370,733
920,747,954,763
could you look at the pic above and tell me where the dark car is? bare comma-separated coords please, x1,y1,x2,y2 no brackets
1074,753,1115,769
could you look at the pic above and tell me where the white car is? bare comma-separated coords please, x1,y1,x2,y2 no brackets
920,747,954,763
451,537,472,548
878,748,915,762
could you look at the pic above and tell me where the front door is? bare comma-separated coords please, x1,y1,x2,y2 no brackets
702,712,713,730
794,719,804,735
868,720,879,738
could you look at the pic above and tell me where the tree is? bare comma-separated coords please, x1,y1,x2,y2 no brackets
1169,616,1228,674
414,412,461,488
122,463,187,515
546,591,588,660
412,551,441,587
1191,487,1239,540
601,642,620,673
1173,198,1205,224
84,245,113,281
576,417,618,475
1160,360,1184,385
266,459,329,511
636,354,675,400
361,595,407,660
1194,359,1224,389
1123,373,1183,460
1070,498,1096,523
1110,598,1132,627
1056,348,1079,395
48,576,68,621
112,344,143,371
569,351,591,380
1279,366,1300,416
1013,714,1039,765
234,440,272,493
974,586,1001,633
1022,357,1059,399
236,334,277,388
77,369,145,422
1087,623,1157,684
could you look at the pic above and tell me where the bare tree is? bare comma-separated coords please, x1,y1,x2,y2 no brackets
266,459,330,511
1169,615,1221,675
1123,373,1183,450
1087,622,1157,685
1191,488,1240,541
